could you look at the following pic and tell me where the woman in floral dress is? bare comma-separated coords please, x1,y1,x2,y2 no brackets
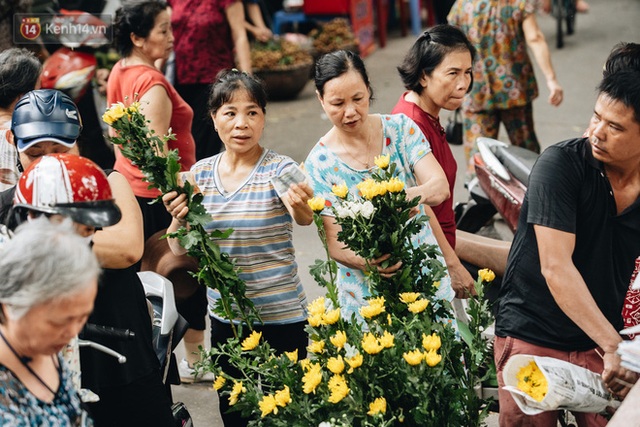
448,0,563,171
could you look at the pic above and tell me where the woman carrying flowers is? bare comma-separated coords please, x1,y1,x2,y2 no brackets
162,69,314,427
304,49,454,319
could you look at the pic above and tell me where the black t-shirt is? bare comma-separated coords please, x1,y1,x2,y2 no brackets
495,138,640,351
0,186,17,228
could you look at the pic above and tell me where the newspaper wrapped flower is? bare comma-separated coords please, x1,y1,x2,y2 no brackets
503,354,620,415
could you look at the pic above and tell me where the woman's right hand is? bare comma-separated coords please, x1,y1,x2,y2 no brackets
162,191,189,223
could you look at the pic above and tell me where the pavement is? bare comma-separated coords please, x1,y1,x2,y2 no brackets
171,1,640,425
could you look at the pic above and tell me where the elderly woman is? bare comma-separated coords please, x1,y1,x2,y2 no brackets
162,69,313,427
304,49,453,318
392,25,510,298
0,219,100,425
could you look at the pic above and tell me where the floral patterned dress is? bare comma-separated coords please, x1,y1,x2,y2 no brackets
0,355,92,426
304,114,454,319
448,0,539,112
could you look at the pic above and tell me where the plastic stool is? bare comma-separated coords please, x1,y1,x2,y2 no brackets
272,10,308,35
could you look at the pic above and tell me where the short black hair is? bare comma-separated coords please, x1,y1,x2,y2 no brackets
597,70,640,125
113,1,168,57
314,50,374,101
208,69,268,115
603,42,640,78
0,48,41,109
397,24,476,94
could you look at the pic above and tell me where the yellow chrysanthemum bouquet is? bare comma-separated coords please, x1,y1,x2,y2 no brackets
199,155,497,426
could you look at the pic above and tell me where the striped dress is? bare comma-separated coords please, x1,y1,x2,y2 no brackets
192,149,307,324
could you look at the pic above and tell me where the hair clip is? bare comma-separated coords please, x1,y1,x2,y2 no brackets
421,31,431,43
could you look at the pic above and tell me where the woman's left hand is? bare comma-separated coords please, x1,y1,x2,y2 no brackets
284,182,314,226
369,254,403,278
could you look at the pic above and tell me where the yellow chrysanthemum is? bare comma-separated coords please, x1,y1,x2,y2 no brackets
327,355,345,374
379,331,395,348
407,299,429,314
346,353,363,373
387,314,392,326
367,397,387,415
433,281,441,289
307,197,326,212
330,330,347,350
399,292,420,304
385,177,405,193
332,182,349,199
361,332,384,355
374,154,390,169
299,358,311,371
322,308,341,325
275,385,291,407
284,349,298,363
359,297,386,319
302,363,322,394
308,314,325,327
241,330,262,351
213,375,226,391
127,101,140,114
102,102,127,125
357,179,387,199
479,268,496,283
259,394,277,417
307,297,326,317
403,349,424,366
307,339,325,354
327,375,350,403
229,381,246,406
422,333,442,352
425,350,442,367
516,361,548,402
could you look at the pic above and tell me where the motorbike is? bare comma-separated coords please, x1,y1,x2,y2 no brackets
78,271,193,426
455,137,539,235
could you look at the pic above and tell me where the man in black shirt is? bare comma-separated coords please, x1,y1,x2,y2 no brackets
494,70,640,425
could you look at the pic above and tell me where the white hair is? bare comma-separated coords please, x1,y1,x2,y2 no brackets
0,218,101,321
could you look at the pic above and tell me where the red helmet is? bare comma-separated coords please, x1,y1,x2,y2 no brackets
14,153,121,228
41,47,97,102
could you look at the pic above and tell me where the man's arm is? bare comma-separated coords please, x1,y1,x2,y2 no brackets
535,224,636,397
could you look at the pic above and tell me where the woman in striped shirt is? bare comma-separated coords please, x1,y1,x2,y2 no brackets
162,69,313,427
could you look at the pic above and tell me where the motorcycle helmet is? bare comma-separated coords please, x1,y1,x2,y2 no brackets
41,47,97,102
13,153,121,228
11,89,82,153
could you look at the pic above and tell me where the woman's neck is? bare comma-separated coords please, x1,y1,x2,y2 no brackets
122,50,155,68
406,91,440,118
221,145,264,169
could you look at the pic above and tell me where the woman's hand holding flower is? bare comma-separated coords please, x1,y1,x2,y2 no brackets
367,253,402,278
162,191,189,225
285,182,314,226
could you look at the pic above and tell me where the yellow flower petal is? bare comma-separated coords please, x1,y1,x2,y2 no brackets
330,330,347,350
403,349,424,366
374,154,390,170
241,331,262,351
331,182,349,199
307,197,326,212
407,299,429,314
367,397,387,415
479,268,496,283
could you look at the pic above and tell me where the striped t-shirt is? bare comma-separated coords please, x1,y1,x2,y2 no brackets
192,149,307,324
